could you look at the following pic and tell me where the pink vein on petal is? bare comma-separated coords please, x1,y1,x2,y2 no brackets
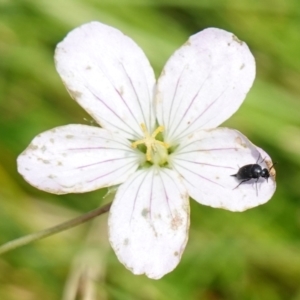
173,158,236,170
67,146,133,153
129,170,150,224
89,90,141,138
168,70,211,140
175,87,228,140
119,62,151,130
120,57,155,129
176,147,239,155
71,135,132,148
160,169,182,195
87,160,137,183
92,54,143,132
148,170,155,221
173,161,225,188
165,66,187,131
158,171,173,218
76,156,137,169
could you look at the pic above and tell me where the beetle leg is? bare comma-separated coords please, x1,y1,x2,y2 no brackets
233,178,251,190
255,178,259,197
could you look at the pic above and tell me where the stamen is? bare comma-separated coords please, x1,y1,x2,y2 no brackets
131,123,169,162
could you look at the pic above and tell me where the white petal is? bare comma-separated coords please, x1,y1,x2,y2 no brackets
169,128,276,212
55,22,156,140
108,166,189,279
17,125,140,194
155,28,255,143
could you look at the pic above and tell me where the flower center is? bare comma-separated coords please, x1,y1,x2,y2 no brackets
131,123,169,166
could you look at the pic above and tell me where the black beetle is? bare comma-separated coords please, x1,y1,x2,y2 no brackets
231,156,276,195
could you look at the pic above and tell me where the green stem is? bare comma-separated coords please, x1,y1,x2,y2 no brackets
0,202,112,255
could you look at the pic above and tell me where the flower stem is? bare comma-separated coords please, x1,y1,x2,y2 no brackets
0,202,112,255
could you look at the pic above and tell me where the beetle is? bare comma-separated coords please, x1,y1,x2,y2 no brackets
231,156,276,195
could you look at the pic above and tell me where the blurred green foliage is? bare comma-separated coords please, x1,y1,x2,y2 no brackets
1,0,300,299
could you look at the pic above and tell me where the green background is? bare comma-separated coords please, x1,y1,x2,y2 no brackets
1,0,300,299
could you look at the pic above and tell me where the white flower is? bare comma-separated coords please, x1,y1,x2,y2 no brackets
17,22,276,279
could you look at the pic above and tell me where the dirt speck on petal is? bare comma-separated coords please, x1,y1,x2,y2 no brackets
29,144,38,151
235,136,246,148
266,160,276,179
38,158,50,164
232,34,243,45
119,86,124,96
187,133,194,140
141,208,149,218
68,88,82,99
170,211,183,231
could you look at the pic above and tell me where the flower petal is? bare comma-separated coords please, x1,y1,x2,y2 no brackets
155,28,255,143
108,166,189,279
17,125,140,194
169,128,276,212
55,22,156,140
